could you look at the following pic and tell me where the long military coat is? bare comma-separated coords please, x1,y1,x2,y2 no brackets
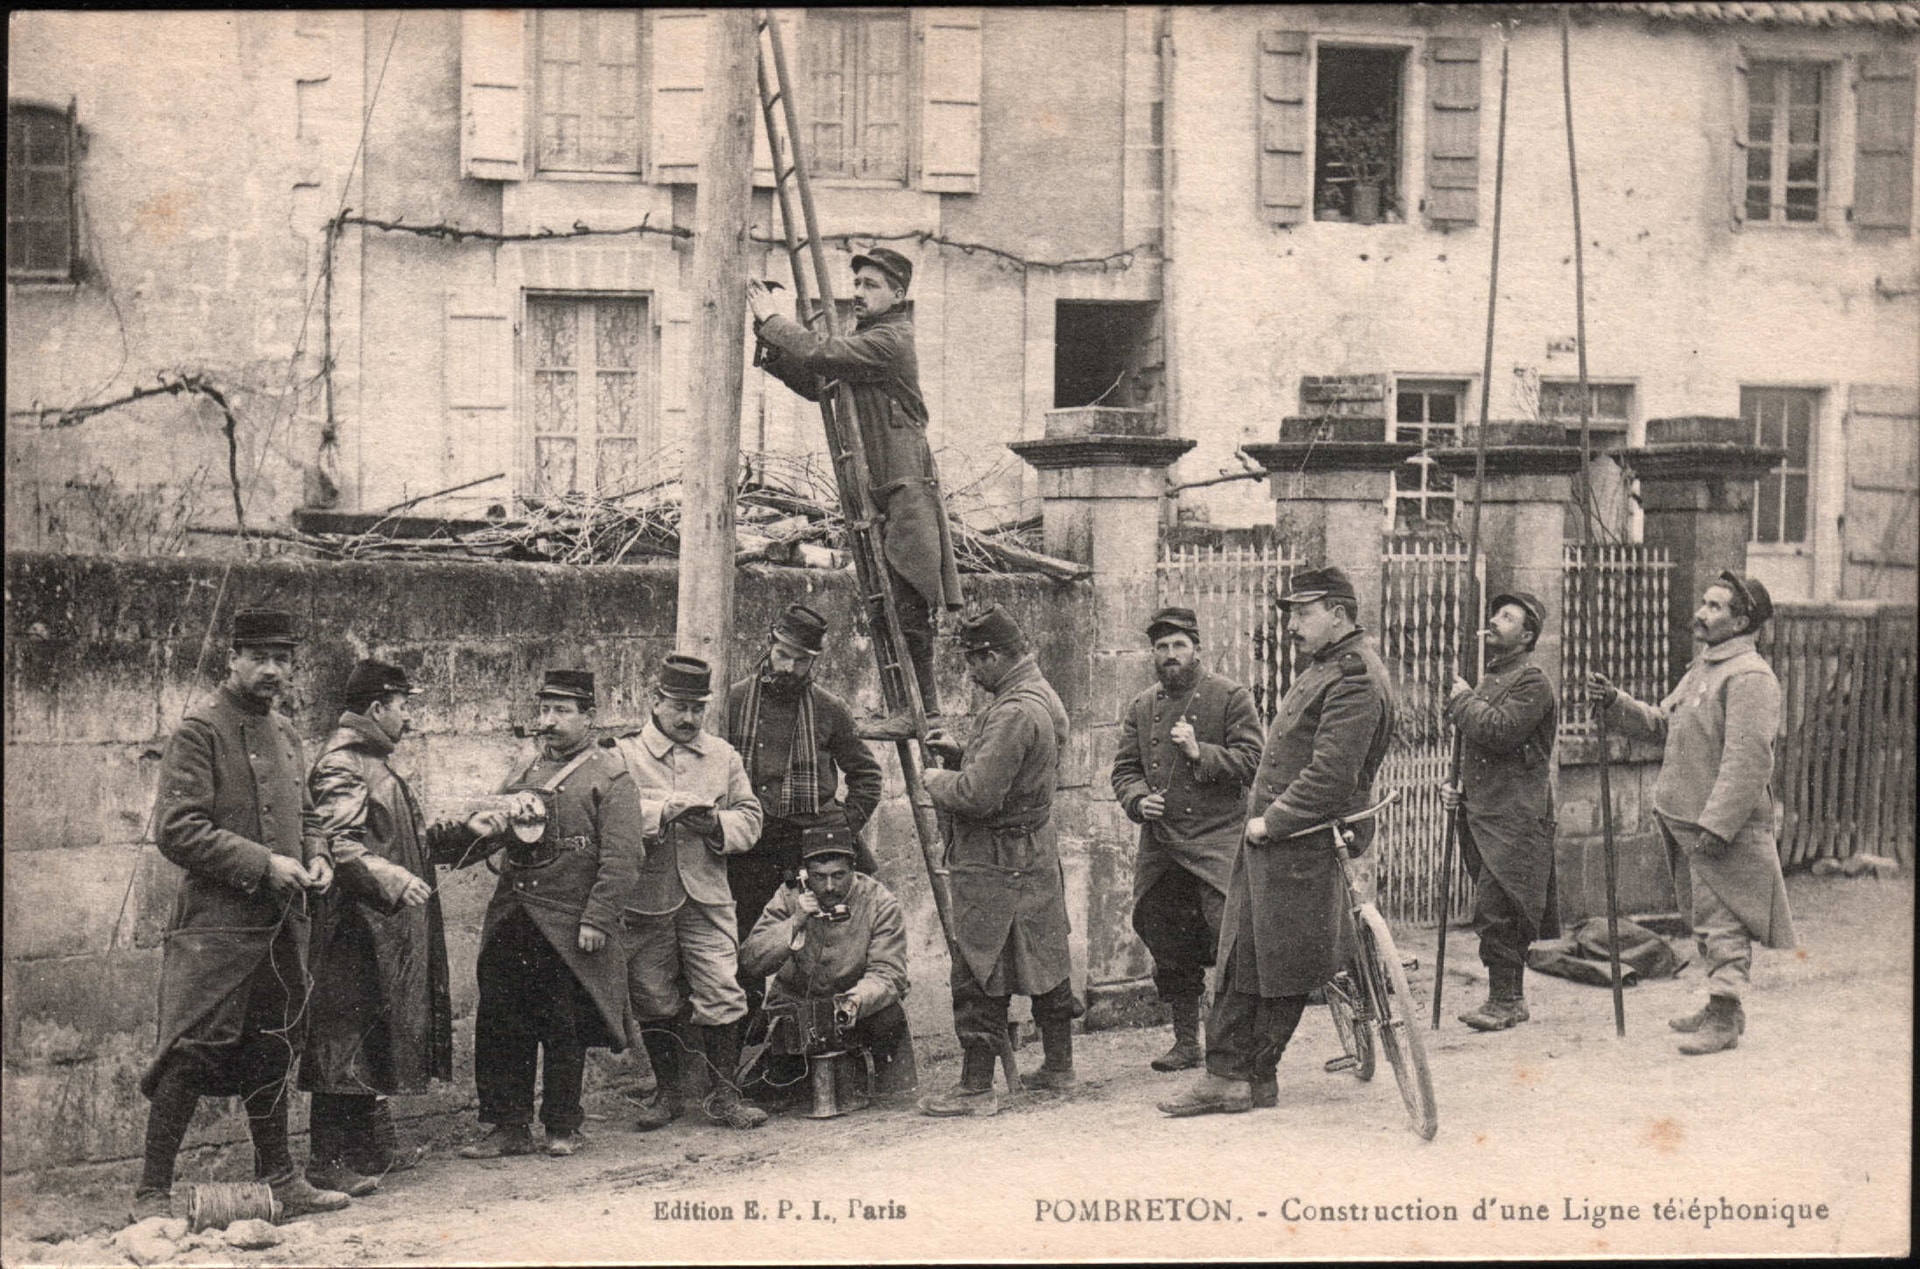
300,712,470,1096
1219,630,1395,996
1606,634,1795,949
479,738,645,1049
1445,646,1560,933
143,685,330,1097
755,306,963,613
1110,669,1264,901
924,656,1074,994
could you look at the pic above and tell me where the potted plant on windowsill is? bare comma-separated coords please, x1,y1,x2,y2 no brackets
1321,115,1395,225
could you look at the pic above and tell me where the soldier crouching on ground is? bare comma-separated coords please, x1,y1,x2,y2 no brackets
134,608,347,1220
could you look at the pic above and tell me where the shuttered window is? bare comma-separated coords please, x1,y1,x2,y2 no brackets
805,9,909,182
1742,387,1818,546
537,10,643,175
1744,61,1828,224
526,296,653,500
7,103,76,281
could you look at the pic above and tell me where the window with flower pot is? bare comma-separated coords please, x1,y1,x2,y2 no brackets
1314,46,1405,224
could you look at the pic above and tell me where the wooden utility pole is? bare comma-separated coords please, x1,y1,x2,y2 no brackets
674,9,759,737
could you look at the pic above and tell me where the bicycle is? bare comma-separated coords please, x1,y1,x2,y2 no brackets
1290,790,1438,1141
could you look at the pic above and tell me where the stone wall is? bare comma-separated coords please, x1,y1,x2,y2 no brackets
1,552,1097,1173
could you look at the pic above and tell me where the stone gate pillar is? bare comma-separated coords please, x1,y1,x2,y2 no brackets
1624,416,1784,685
1009,430,1194,1027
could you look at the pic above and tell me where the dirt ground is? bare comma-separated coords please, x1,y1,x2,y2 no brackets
4,872,1910,1264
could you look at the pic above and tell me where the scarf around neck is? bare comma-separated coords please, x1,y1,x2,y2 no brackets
735,655,822,817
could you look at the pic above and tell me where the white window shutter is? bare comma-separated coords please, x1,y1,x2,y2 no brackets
651,9,709,185
1258,30,1310,226
659,289,694,437
920,8,983,194
1855,52,1916,232
1424,36,1481,227
461,10,526,181
1728,46,1751,228
444,288,515,500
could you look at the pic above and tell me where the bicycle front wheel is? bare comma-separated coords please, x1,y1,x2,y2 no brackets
1355,905,1438,1140
1326,975,1375,1082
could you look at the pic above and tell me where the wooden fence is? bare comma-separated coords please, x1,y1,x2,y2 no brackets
1757,603,1917,868
1560,543,1672,738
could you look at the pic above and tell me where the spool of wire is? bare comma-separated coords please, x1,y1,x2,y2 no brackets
184,1181,281,1232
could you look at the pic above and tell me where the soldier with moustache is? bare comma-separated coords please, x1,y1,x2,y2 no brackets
918,605,1077,1117
1441,592,1561,1032
1110,606,1264,1072
457,669,644,1159
135,608,348,1220
1159,567,1395,1117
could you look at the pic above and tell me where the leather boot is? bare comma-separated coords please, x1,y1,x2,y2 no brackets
632,1020,686,1132
1157,1072,1254,1117
306,1095,379,1197
697,1023,769,1129
919,1046,1000,1117
1151,995,1204,1072
1459,963,1530,1031
1670,997,1747,1036
1251,1073,1278,1109
1677,995,1744,1055
1024,1017,1076,1091
345,1098,426,1177
269,1174,353,1216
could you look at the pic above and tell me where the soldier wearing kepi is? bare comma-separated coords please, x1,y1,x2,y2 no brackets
1110,606,1263,1072
1588,571,1795,1055
301,660,507,1193
919,605,1076,1117
617,655,768,1131
459,670,643,1160
726,603,884,1018
747,248,965,739
1441,591,1560,1032
1160,567,1395,1117
134,608,348,1220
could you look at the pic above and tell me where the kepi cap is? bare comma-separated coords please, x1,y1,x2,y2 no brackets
1714,570,1775,632
537,669,596,706
344,658,422,702
957,604,1026,653
1278,565,1358,608
771,603,829,657
656,654,714,702
231,608,299,648
850,246,913,294
798,805,857,862
1146,606,1200,643
1487,591,1547,636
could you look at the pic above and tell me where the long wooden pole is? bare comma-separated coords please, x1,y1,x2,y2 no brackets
1432,28,1510,1029
675,9,760,736
1563,6,1628,1037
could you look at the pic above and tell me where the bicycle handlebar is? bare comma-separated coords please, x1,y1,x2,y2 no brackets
1283,790,1401,841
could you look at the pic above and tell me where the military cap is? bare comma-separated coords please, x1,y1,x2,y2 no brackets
656,654,714,702
343,659,422,702
1146,606,1201,643
1714,570,1775,632
1488,591,1547,637
537,668,596,705
957,604,1026,653
798,805,857,862
231,608,299,648
851,246,913,294
1278,565,1359,608
771,602,829,656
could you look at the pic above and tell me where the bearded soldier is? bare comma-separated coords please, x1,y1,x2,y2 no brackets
1110,606,1263,1072
1441,591,1560,1031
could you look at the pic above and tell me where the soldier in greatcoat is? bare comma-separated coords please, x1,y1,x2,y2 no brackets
748,248,965,737
1589,571,1795,1055
135,608,349,1219
1441,591,1560,1031
919,605,1077,1117
617,655,769,1131
1110,606,1263,1071
299,660,507,1193
1160,567,1395,1117
457,669,644,1159
725,603,884,1019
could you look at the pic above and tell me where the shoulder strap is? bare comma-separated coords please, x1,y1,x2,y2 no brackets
502,744,601,796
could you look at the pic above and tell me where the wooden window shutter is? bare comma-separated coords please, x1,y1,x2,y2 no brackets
1842,383,1920,596
1425,36,1481,228
460,10,527,181
920,8,983,194
659,288,694,438
1258,31,1310,226
1855,52,1916,232
1728,46,1751,227
651,9,709,185
444,288,515,498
